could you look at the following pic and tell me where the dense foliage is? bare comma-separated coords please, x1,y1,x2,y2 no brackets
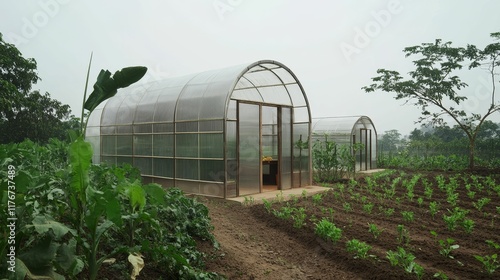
0,139,221,279
0,32,77,144
312,135,362,182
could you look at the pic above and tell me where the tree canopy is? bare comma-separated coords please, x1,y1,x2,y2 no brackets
0,32,75,143
0,90,74,143
0,32,39,120
363,32,500,168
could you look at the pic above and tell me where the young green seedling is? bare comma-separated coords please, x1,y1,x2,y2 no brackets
438,238,459,259
368,223,383,239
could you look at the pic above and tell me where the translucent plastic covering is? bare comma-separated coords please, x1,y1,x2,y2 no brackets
86,60,312,198
312,116,377,171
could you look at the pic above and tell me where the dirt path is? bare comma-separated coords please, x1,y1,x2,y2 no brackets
200,198,361,280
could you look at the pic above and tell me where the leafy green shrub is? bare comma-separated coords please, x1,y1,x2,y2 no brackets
292,207,307,229
315,218,342,244
272,205,294,220
362,203,374,214
368,223,383,239
386,247,424,277
462,219,475,234
429,201,440,219
346,239,372,259
475,254,499,275
401,211,415,222
0,139,220,279
343,202,353,212
442,207,469,231
262,198,273,213
312,193,323,205
473,197,491,212
396,224,410,245
312,135,362,182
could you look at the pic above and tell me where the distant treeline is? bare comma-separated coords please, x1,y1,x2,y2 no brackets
378,120,500,163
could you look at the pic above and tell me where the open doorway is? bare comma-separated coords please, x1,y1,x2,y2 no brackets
262,106,279,191
237,103,292,195
358,128,373,171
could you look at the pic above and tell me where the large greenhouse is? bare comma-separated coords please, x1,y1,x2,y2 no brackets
311,116,377,171
86,60,312,198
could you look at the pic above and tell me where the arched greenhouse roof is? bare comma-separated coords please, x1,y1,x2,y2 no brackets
87,60,310,129
312,115,377,137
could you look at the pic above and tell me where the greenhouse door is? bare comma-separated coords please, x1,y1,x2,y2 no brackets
359,128,372,170
238,103,261,196
237,103,292,196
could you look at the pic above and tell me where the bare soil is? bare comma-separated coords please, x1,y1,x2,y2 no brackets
199,170,500,280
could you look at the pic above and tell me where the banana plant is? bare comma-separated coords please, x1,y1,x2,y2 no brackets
69,55,147,279
79,53,147,136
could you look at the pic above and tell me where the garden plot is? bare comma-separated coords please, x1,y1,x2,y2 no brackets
248,170,500,279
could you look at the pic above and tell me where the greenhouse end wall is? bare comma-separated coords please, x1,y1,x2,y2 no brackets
86,60,312,198
312,116,377,171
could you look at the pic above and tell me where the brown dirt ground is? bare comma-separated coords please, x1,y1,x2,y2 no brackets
199,169,500,280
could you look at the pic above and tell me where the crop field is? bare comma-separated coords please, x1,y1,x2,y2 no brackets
203,170,500,279
3,139,499,279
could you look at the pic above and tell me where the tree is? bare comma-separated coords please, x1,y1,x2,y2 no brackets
476,120,499,140
363,32,500,169
408,128,425,141
432,125,465,142
0,90,72,143
379,129,403,152
0,32,39,119
0,32,76,143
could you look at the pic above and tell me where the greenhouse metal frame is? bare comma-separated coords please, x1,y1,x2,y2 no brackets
312,116,377,171
86,60,312,198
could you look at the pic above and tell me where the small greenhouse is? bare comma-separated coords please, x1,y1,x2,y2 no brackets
311,116,377,171
85,60,312,198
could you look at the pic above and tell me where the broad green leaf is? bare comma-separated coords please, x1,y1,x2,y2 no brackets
13,170,32,194
68,129,80,142
143,183,166,205
83,71,117,112
56,240,75,271
70,258,85,276
84,186,106,232
85,185,104,202
18,235,58,273
30,215,75,239
69,137,92,196
15,257,65,280
56,239,84,276
105,193,123,227
95,220,114,241
84,66,147,112
15,258,29,280
128,183,146,211
112,66,148,88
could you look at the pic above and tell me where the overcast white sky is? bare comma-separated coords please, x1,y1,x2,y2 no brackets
2,0,499,136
